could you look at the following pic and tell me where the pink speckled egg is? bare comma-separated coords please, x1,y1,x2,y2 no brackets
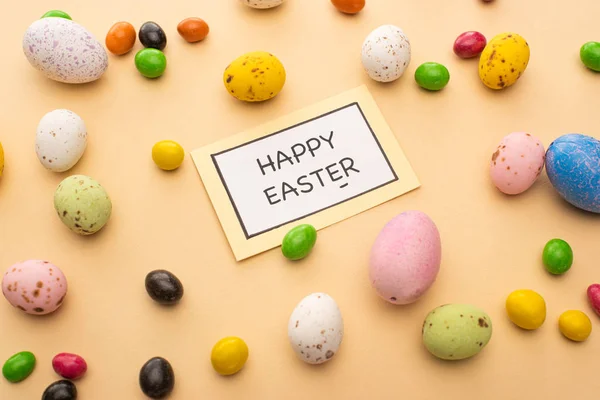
2,260,68,315
369,211,442,305
490,132,545,195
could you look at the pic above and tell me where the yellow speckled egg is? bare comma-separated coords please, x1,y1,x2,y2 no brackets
478,32,530,90
223,51,286,102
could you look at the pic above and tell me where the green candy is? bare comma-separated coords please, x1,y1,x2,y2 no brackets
542,239,573,275
135,49,167,79
2,351,36,383
414,62,450,91
580,41,600,72
41,10,72,20
281,224,317,261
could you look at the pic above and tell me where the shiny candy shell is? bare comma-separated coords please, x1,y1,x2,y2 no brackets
2,260,68,315
105,22,136,56
42,380,77,400
52,353,87,380
2,351,36,383
139,357,175,399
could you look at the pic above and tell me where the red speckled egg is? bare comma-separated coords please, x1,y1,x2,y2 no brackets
2,260,68,315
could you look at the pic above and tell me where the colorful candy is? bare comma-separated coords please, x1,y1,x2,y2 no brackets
177,18,210,43
331,0,365,14
42,380,77,400
105,22,136,56
542,239,573,275
139,357,175,399
52,353,87,380
414,62,450,91
479,32,530,90
152,140,184,170
505,289,546,330
145,270,184,305
135,48,167,79
281,224,317,260
41,10,72,20
2,351,36,383
361,25,411,83
558,310,592,342
139,21,167,51
580,41,600,71
453,31,486,59
223,51,286,102
587,284,600,316
211,337,249,375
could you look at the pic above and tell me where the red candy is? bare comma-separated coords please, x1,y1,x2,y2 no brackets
52,353,87,380
453,31,487,59
587,284,600,316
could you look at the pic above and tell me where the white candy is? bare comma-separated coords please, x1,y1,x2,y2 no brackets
361,25,411,83
36,109,87,172
240,0,284,9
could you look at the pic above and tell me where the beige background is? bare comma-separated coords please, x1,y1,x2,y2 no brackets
1,0,600,399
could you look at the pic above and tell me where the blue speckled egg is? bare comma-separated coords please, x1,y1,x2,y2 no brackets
546,134,600,213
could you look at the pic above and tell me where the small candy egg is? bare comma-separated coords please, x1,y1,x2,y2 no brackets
2,351,36,383
177,18,209,43
240,0,284,9
41,10,72,20
54,175,112,235
2,260,68,315
542,239,573,275
224,51,286,102
211,337,249,375
453,31,486,59
331,0,365,14
580,41,600,72
587,284,600,316
36,109,87,172
490,132,545,195
479,32,530,90
414,62,450,91
559,310,591,342
135,48,167,79
139,357,175,398
105,22,136,56
0,142,4,178
145,270,184,305
361,25,411,82
52,353,87,380
281,224,317,261
505,289,546,330
152,140,184,170
139,21,167,50
288,293,344,364
42,380,77,400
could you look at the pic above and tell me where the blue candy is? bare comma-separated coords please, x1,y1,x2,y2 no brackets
546,133,600,213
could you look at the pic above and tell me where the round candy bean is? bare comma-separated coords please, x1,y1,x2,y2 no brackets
41,10,72,20
42,380,77,400
559,310,592,342
587,284,600,316
453,31,486,59
331,0,365,14
2,351,36,383
152,140,184,170
177,18,210,43
135,49,167,79
542,239,573,275
139,357,174,399
52,353,87,380
414,62,450,91
139,21,167,50
580,41,600,72
105,22,136,56
505,289,546,330
145,270,184,305
211,337,249,376
281,224,317,260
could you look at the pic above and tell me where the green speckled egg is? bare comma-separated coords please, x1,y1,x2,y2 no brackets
54,175,112,235
422,304,492,361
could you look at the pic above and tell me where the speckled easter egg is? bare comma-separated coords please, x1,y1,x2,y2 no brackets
2,260,67,315
546,134,600,213
54,175,112,235
361,25,411,83
23,17,108,84
490,132,545,195
369,211,442,305
36,109,87,172
240,0,284,8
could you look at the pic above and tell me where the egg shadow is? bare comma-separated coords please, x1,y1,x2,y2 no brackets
545,189,600,220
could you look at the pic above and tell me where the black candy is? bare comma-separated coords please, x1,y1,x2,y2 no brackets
145,270,184,305
139,357,175,399
139,22,167,50
42,380,77,400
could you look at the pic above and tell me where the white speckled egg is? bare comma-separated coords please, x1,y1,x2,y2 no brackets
240,0,284,8
288,293,344,365
361,25,411,83
23,17,108,84
36,109,87,172
2,260,68,316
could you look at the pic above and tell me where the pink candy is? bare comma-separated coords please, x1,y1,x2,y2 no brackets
52,353,87,380
587,284,600,316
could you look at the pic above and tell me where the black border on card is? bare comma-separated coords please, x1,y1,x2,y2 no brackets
210,102,399,239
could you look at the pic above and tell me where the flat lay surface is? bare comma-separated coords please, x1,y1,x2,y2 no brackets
1,0,600,398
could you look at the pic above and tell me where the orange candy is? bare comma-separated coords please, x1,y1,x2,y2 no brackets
331,0,365,14
177,18,210,43
105,22,136,55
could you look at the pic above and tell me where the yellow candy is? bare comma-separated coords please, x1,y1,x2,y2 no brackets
223,51,286,102
559,310,592,342
152,140,184,171
211,336,249,376
479,32,530,90
506,289,546,330
0,142,4,177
